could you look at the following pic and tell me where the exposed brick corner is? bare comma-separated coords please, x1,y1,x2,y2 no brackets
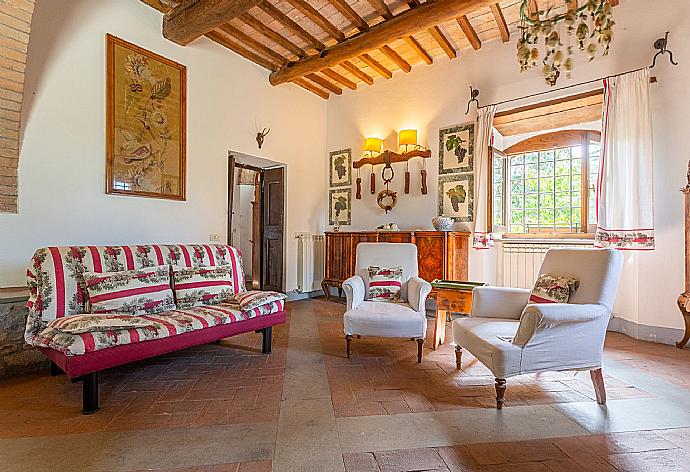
0,0,36,213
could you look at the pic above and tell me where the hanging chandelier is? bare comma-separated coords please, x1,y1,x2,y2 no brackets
517,0,615,86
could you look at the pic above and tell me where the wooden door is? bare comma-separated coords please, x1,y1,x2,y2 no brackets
261,167,284,292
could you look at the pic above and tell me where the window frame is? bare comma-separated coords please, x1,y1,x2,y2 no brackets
488,129,601,239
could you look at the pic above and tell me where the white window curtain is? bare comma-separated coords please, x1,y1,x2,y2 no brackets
595,68,655,250
473,105,497,249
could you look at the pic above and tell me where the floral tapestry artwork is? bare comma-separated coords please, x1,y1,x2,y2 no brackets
106,34,186,200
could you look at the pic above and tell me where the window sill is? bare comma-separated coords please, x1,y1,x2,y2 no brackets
495,234,595,244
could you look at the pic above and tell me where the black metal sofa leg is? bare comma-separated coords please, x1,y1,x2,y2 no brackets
82,372,99,415
262,326,273,354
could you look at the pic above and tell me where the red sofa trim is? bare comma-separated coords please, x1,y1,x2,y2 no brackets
40,310,285,378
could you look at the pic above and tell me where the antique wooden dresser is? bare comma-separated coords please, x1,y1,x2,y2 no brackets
321,231,470,300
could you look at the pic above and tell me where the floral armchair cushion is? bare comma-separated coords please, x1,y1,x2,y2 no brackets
25,244,245,345
367,266,403,302
173,265,235,309
83,267,175,315
529,274,580,304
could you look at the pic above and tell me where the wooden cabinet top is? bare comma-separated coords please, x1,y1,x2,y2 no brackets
325,230,471,236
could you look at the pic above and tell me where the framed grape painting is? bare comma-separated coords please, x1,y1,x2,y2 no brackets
439,123,474,175
438,173,474,222
329,149,352,187
329,188,351,226
106,34,187,200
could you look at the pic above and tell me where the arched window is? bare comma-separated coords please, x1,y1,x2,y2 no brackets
490,129,601,236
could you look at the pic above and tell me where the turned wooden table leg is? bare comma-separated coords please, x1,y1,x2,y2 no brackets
495,378,507,410
590,368,607,405
677,293,690,348
433,309,447,350
321,280,330,302
345,334,352,358
455,346,462,369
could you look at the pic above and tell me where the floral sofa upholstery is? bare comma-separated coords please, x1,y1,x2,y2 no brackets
25,244,286,414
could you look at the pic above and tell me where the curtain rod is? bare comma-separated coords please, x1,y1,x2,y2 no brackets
482,65,655,111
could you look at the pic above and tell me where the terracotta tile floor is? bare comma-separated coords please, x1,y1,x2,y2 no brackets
0,318,289,439
313,299,652,416
3,299,690,471
343,429,690,472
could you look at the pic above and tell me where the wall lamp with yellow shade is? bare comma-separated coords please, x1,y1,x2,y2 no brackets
360,137,383,197
398,129,418,153
362,137,383,157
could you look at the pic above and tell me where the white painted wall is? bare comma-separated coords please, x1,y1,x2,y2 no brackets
326,0,690,331
0,0,329,293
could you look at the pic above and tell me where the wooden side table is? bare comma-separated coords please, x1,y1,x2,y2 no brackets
431,281,486,350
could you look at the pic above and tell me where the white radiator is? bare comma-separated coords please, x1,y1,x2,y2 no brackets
295,233,325,293
496,240,593,289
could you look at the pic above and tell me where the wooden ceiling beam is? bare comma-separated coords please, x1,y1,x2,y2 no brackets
330,0,369,32
567,0,578,11
219,24,288,66
428,25,456,59
257,1,325,52
240,12,305,58
292,77,330,99
456,15,481,50
609,0,619,6
140,0,172,13
305,73,343,95
163,0,263,45
404,35,432,65
365,0,393,20
379,45,411,72
285,0,345,42
206,30,277,70
322,67,357,90
269,0,493,85
527,0,539,19
359,53,392,79
490,3,510,43
341,60,374,85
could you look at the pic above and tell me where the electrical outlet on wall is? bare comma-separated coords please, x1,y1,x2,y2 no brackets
209,234,220,242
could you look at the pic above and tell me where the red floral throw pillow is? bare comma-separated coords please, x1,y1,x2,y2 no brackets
233,290,287,311
529,274,580,304
83,267,175,315
173,265,236,309
367,266,403,302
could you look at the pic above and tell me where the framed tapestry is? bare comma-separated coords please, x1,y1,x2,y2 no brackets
106,34,187,200
438,173,474,222
329,149,352,187
439,123,474,175
329,188,352,226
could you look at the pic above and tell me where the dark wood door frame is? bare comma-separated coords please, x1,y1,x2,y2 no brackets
228,159,285,292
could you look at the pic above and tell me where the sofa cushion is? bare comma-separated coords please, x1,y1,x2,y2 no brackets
234,290,287,311
34,298,285,357
173,265,235,309
83,267,175,315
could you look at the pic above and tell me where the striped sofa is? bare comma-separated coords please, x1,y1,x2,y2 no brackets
25,244,286,414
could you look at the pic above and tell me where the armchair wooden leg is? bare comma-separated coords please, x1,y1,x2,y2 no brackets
495,378,507,410
455,346,462,370
416,338,424,363
590,368,607,405
345,335,353,358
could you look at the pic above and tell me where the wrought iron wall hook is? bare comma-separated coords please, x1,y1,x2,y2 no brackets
465,86,480,115
651,31,678,68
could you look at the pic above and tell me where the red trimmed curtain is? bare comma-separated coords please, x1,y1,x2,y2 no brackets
595,69,655,250
473,105,497,249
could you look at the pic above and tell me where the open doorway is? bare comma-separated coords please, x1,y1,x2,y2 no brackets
228,152,285,292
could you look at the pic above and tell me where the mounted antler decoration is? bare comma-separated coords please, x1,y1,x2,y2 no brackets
256,128,270,149
651,32,678,68
465,86,480,115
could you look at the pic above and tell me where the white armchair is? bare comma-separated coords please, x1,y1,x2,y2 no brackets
453,248,623,409
343,243,432,362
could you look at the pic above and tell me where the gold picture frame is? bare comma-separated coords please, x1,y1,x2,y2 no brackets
106,34,187,200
